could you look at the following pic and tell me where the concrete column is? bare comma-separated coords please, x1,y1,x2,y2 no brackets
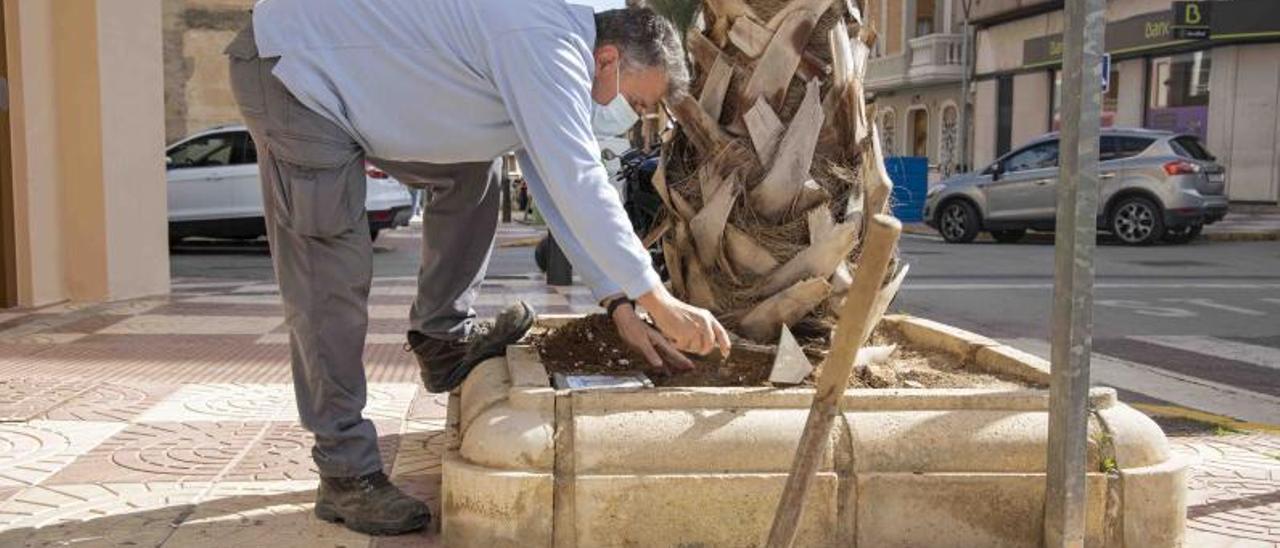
1114,59,1145,128
4,0,169,306
973,79,997,167
1012,71,1051,146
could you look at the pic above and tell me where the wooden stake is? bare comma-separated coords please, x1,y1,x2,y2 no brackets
765,213,902,548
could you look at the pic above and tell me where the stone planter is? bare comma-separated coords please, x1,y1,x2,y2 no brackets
441,315,1186,547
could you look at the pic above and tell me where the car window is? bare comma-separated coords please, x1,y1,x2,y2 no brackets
1101,136,1154,161
233,132,258,165
1003,141,1058,173
169,133,235,168
1170,136,1213,160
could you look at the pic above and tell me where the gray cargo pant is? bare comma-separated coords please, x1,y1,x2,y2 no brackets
226,23,501,477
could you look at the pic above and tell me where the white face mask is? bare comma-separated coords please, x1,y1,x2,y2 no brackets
591,61,640,137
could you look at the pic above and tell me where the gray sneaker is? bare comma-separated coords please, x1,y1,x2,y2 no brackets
406,301,536,393
314,471,429,536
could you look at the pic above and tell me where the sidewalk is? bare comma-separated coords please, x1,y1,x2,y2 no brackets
0,274,597,546
904,208,1280,242
0,277,1276,545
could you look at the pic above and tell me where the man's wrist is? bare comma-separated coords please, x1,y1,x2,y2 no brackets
605,296,635,319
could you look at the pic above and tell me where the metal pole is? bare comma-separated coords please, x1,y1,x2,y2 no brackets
956,20,970,172
501,177,513,223
546,236,574,286
1045,0,1104,546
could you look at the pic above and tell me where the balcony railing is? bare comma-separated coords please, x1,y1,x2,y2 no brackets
866,33,965,92
907,34,965,82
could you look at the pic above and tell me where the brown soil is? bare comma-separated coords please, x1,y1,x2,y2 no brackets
532,315,1028,390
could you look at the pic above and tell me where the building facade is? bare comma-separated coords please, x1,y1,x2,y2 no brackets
969,0,1280,204
865,0,969,179
1,0,170,308
163,0,252,143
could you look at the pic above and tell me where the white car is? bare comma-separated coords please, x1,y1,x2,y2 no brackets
166,125,414,243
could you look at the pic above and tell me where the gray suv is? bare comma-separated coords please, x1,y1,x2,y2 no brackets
924,128,1228,245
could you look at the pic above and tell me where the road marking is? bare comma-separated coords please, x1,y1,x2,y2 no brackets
1128,335,1280,370
1160,298,1267,316
1095,300,1196,317
903,283,1280,290
1003,337,1280,425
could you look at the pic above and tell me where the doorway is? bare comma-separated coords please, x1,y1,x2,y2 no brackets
0,5,16,308
909,108,929,157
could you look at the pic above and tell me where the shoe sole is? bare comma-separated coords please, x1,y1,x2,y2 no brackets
426,302,536,393
315,502,430,536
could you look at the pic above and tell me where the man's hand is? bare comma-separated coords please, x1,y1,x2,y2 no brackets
636,286,731,358
610,302,693,373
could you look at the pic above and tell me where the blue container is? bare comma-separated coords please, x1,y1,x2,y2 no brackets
884,156,928,222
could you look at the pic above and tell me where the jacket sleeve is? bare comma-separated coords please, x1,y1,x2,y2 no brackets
487,28,661,299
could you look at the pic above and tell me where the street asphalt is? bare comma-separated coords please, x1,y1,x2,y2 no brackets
896,231,1280,426
171,226,1280,426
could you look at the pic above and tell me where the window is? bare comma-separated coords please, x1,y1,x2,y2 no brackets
234,132,258,165
168,133,236,168
915,0,936,37
1003,141,1059,173
1052,68,1119,129
1146,51,1211,139
1101,136,1154,161
1170,136,1213,160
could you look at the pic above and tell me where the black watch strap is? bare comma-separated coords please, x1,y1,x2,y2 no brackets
606,297,636,317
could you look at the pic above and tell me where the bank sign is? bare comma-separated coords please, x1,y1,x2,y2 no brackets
1022,0,1280,68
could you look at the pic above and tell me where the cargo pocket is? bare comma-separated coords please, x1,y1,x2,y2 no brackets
269,134,366,239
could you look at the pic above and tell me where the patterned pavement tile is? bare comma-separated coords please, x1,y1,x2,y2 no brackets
162,481,371,548
0,377,97,422
1173,435,1280,545
0,313,26,325
0,332,87,345
0,421,125,488
45,422,266,484
40,314,132,334
224,421,402,482
370,286,418,297
136,383,417,423
183,294,284,306
255,333,405,345
100,314,283,335
38,382,178,423
390,420,446,479
0,482,208,547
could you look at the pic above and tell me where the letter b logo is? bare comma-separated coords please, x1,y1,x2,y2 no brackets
1185,3,1202,25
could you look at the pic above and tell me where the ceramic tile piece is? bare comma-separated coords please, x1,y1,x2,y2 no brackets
45,422,265,484
99,315,283,335
163,480,372,547
136,383,417,423
0,482,207,546
0,421,126,487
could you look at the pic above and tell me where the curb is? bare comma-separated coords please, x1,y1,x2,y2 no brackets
497,236,544,248
882,314,1050,386
1202,230,1280,242
904,224,1280,242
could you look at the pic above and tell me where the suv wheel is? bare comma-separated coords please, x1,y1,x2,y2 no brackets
938,200,980,243
990,229,1026,243
1111,196,1164,246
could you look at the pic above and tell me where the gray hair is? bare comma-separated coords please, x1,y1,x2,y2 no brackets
594,8,690,98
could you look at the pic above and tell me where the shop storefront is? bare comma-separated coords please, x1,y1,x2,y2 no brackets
971,0,1280,204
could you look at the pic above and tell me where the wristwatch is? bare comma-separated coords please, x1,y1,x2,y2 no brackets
605,296,636,317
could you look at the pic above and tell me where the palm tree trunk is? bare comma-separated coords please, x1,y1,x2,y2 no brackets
658,0,896,343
